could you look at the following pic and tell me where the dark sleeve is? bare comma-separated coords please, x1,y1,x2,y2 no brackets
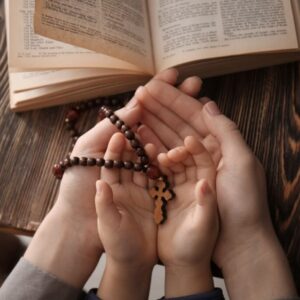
0,257,86,300
84,289,101,300
159,288,225,300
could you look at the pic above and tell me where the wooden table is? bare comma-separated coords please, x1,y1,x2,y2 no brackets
1,0,300,291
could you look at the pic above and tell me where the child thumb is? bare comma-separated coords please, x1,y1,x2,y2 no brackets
95,180,121,227
195,179,217,212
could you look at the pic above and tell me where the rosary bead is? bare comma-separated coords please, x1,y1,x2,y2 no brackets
53,164,64,179
146,165,161,180
96,158,105,167
98,109,106,120
124,161,133,169
63,157,71,167
109,114,119,124
136,147,145,157
87,158,96,166
134,163,143,171
87,101,95,108
115,120,124,129
104,159,114,168
70,129,78,137
125,130,134,140
113,160,124,168
70,157,79,165
130,139,140,149
65,122,74,130
66,109,79,122
79,157,88,166
95,99,102,105
103,98,111,106
140,155,149,165
121,124,129,133
112,98,119,106
104,109,113,118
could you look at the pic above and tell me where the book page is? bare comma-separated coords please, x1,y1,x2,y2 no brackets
6,0,143,72
34,0,154,73
148,0,299,71
10,68,144,92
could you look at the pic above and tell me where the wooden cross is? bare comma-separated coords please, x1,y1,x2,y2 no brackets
148,179,175,224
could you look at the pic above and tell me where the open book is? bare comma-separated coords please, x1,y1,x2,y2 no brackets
6,0,300,111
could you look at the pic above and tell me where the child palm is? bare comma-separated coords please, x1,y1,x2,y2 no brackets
95,133,157,267
157,136,218,267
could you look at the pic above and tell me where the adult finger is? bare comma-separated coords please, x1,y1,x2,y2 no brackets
177,76,203,97
201,102,252,160
153,68,179,85
135,86,202,142
144,79,208,136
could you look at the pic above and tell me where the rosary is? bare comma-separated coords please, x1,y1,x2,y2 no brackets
52,98,175,224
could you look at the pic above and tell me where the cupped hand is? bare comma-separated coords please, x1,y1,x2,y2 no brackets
157,136,218,268
95,132,157,267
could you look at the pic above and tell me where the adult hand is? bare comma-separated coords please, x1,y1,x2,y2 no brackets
25,105,142,288
133,69,297,299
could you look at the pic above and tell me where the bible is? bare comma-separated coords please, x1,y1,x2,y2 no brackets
5,0,300,111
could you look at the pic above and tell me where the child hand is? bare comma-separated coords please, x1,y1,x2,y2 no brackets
95,132,157,300
157,136,218,298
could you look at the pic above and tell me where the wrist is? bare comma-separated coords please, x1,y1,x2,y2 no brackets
223,228,297,299
165,263,214,298
98,258,153,300
24,203,102,288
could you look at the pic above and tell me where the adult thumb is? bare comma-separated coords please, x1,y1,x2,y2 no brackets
202,101,251,159
95,180,121,228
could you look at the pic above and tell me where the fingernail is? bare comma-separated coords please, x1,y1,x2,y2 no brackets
205,101,220,116
201,180,212,196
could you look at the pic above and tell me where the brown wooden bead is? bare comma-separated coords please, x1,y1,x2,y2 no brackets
109,114,118,124
63,158,71,167
134,163,143,171
104,159,114,168
124,161,133,169
96,158,105,167
79,157,88,166
130,139,140,149
121,124,129,133
53,164,64,179
146,165,161,179
125,130,134,140
113,160,124,168
70,129,78,137
104,109,113,118
70,157,79,165
136,147,145,156
87,158,96,166
98,109,106,120
140,156,149,165
115,120,124,129
66,109,79,122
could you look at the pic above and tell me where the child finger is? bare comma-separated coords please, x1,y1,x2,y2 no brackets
95,180,121,230
101,133,125,184
184,136,214,170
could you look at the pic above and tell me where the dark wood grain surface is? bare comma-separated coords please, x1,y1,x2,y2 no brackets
1,0,300,291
